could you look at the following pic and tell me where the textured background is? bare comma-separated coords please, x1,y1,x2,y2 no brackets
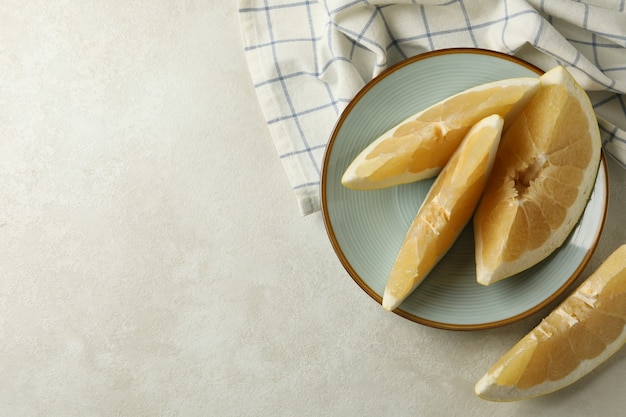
1,2,626,416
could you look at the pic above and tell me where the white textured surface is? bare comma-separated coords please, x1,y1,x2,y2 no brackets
1,2,626,416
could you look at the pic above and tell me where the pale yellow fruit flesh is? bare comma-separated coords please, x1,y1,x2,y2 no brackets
475,244,626,402
341,78,539,190
382,114,504,311
474,66,602,285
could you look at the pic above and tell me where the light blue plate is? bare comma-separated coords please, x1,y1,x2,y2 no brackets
321,49,608,330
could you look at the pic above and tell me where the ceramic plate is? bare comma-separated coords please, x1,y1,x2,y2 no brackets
321,49,608,330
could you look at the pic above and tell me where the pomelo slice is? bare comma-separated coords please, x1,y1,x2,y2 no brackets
341,77,539,190
475,244,626,401
382,114,504,311
473,66,602,285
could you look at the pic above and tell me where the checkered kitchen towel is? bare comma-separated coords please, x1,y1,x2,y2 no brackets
238,0,626,216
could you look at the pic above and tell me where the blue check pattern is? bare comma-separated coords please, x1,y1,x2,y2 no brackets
239,0,626,215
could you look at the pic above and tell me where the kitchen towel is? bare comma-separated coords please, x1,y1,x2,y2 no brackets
238,0,626,216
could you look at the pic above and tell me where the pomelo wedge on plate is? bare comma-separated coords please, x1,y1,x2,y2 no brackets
341,77,539,190
473,66,603,286
382,114,504,311
475,244,626,401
